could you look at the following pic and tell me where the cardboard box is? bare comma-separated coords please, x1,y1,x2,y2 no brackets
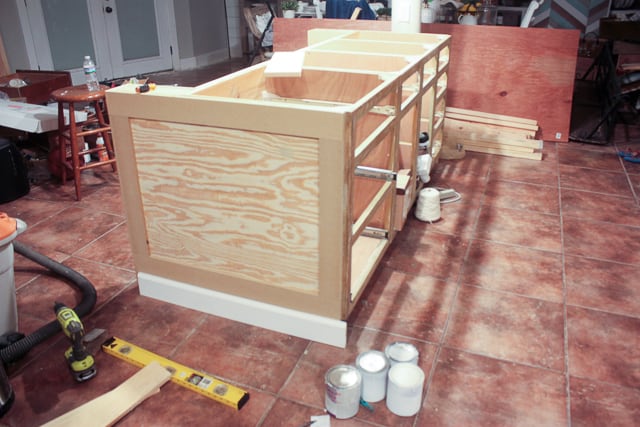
0,101,87,133
0,70,71,105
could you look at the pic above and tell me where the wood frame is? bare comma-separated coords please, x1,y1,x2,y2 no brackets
106,30,449,347
273,18,580,142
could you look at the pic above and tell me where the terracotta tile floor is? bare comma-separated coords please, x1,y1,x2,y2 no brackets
1,61,640,426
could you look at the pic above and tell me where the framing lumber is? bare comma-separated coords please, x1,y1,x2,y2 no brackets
444,120,541,149
463,144,543,160
273,18,579,142
444,111,539,132
445,119,536,138
443,108,543,160
107,29,449,347
445,106,538,126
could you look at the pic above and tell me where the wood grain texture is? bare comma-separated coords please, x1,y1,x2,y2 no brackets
106,29,448,325
42,362,171,427
273,19,579,141
130,119,321,293
0,32,9,76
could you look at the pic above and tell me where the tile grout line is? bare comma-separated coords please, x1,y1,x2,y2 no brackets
557,142,572,427
412,154,492,427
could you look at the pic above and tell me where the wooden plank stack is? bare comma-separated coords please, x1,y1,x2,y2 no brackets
443,107,544,160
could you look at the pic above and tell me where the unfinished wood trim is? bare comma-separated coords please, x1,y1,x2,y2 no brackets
444,112,539,132
42,362,171,427
445,132,543,151
454,138,537,153
445,118,537,139
464,144,542,160
263,51,305,77
138,272,348,348
444,122,543,149
445,106,538,126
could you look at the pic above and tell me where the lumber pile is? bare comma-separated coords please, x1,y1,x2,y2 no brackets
443,107,543,160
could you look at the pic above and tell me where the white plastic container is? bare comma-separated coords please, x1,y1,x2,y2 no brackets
356,350,389,403
386,362,425,416
0,214,26,336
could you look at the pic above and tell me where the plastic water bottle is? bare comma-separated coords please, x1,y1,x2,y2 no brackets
83,56,100,91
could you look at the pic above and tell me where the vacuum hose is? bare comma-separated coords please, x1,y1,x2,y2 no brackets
0,241,97,365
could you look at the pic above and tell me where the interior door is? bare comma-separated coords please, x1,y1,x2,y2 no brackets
98,0,173,78
24,0,173,83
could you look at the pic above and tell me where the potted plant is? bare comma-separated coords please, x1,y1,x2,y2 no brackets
281,0,298,18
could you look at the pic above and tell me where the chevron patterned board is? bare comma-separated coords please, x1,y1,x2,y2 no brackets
533,0,612,34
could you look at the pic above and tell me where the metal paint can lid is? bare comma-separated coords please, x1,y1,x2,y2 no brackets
384,341,419,365
356,350,388,374
325,364,361,389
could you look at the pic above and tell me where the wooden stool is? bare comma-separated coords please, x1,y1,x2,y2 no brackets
51,84,117,200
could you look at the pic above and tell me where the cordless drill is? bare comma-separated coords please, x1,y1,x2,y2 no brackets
54,302,97,382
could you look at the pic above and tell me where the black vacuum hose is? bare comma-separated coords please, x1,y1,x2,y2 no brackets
0,241,97,365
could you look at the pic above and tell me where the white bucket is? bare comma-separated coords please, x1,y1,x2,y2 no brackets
0,216,26,336
386,362,425,417
356,350,389,403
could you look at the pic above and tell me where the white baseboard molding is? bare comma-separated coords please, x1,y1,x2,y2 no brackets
138,272,347,348
177,48,231,71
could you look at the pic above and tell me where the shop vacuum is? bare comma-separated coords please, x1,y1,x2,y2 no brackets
0,138,30,204
0,211,97,418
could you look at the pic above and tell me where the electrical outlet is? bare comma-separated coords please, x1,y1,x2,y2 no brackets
555,132,562,139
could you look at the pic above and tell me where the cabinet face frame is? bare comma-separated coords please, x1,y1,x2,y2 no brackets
107,30,450,347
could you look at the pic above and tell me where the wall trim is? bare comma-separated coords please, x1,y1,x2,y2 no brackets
138,272,348,348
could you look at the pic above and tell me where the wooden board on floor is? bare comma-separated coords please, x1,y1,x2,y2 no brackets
463,143,543,160
443,107,543,160
273,18,579,142
42,362,171,427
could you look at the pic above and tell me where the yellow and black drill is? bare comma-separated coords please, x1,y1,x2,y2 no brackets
54,302,97,382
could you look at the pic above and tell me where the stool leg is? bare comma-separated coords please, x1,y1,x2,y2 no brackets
67,105,83,201
57,102,67,185
95,100,117,172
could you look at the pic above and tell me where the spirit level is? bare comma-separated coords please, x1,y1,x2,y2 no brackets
102,336,249,410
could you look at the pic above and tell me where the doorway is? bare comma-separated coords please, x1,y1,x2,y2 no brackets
23,0,175,83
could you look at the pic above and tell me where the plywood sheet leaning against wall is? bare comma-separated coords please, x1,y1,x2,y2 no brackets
443,107,543,160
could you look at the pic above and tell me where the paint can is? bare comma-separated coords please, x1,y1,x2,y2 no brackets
324,364,362,419
384,341,419,366
386,362,425,416
356,350,389,402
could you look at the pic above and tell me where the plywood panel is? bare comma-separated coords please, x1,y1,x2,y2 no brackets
273,19,579,142
0,32,9,76
130,119,321,293
265,69,382,103
436,24,578,142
